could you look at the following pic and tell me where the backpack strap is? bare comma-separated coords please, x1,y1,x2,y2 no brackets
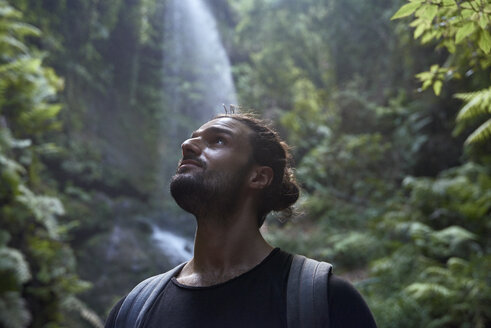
287,254,333,328
115,262,186,328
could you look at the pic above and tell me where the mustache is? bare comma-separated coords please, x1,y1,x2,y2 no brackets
178,155,207,169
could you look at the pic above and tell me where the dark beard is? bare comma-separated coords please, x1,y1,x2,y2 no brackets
169,165,250,219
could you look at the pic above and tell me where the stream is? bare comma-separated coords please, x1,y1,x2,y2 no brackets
151,225,193,265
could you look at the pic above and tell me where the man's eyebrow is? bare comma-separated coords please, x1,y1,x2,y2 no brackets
191,126,234,138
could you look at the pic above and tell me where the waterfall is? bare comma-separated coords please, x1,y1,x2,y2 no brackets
152,0,237,260
151,225,193,265
164,0,237,122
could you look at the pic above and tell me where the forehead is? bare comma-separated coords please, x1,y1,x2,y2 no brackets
195,117,253,138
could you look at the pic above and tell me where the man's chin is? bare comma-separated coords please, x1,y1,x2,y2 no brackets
170,173,195,192
170,174,204,212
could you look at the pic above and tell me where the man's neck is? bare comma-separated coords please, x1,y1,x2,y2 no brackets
176,207,273,287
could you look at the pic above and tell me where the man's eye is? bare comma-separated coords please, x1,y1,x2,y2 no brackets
214,137,225,145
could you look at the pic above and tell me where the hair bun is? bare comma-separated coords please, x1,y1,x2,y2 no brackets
273,181,300,211
272,168,300,212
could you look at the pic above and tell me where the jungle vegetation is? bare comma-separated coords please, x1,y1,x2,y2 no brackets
0,0,489,327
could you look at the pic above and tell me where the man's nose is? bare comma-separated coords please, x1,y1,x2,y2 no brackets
181,137,202,156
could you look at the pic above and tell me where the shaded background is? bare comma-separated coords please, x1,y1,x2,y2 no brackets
1,0,490,327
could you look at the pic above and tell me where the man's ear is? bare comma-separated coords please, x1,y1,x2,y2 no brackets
249,165,273,190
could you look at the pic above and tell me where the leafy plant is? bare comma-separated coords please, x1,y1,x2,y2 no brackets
454,86,491,144
367,163,491,328
0,1,100,327
392,0,491,145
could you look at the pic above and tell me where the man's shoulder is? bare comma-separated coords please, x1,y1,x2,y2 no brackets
104,262,187,328
105,296,125,328
288,253,333,281
289,253,377,328
328,275,378,327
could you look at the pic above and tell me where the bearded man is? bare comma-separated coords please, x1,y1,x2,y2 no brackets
105,113,377,328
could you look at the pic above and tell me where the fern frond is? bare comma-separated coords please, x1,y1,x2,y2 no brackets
446,257,468,273
0,292,31,328
0,154,25,174
0,2,21,20
8,22,40,38
0,247,31,284
62,297,104,328
16,185,64,238
421,266,451,279
433,225,475,244
465,118,491,144
455,87,491,122
405,282,454,300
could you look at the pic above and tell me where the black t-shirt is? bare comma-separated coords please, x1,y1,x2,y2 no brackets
105,249,377,327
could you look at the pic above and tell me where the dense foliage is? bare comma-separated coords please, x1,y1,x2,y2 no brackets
1,0,489,327
368,163,490,327
227,0,490,327
392,0,491,145
0,1,101,327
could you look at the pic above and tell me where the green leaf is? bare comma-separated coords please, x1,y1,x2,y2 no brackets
422,79,432,90
455,22,476,44
441,0,455,6
414,24,426,39
405,282,453,300
16,185,64,238
410,17,423,27
465,118,491,144
478,30,491,54
461,9,474,19
0,154,25,175
455,87,491,121
416,70,432,81
0,247,31,284
0,292,31,328
433,226,476,244
421,30,437,43
479,13,489,30
420,5,438,22
433,80,443,96
443,40,457,53
391,2,422,20
0,35,28,53
9,22,40,37
447,257,468,273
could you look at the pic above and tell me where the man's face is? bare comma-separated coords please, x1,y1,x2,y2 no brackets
170,117,255,216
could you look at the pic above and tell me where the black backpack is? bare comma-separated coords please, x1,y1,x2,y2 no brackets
115,254,332,328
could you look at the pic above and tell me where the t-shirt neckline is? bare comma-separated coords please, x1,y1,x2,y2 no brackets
171,247,281,290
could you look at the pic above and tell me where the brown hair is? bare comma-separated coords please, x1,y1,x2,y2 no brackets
214,113,300,226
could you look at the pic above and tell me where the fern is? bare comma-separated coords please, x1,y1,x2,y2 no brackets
0,247,31,285
455,87,491,144
0,292,30,328
0,1,90,327
405,282,454,300
62,297,104,328
465,118,491,144
455,88,491,119
369,163,491,327
16,185,64,238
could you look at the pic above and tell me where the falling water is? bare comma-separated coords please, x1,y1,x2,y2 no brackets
164,0,237,122
153,0,237,258
151,225,193,265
